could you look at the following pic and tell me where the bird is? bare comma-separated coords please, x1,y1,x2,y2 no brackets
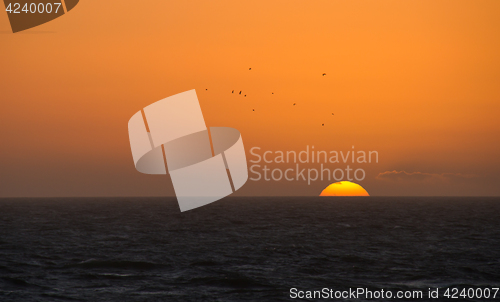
293,103,296,106
232,90,234,93
239,91,242,95
272,92,274,94
332,113,334,115
253,109,255,111
249,68,252,70
244,95,247,97
322,124,324,126
322,73,326,76
206,89,208,90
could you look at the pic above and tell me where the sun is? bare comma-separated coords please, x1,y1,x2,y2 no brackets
320,181,370,196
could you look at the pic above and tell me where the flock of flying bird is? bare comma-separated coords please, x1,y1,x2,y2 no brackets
206,68,334,126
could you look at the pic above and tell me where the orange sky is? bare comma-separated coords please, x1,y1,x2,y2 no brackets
1,0,499,197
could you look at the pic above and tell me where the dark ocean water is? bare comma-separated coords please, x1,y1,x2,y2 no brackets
0,197,499,301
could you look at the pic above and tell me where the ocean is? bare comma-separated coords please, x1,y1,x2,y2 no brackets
0,197,499,301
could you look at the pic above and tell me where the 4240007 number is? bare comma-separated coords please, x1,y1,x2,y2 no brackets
6,3,62,14
443,288,499,299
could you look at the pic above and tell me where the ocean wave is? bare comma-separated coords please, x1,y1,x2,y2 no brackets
67,259,167,270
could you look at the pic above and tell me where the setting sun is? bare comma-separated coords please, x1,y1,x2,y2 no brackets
320,181,369,196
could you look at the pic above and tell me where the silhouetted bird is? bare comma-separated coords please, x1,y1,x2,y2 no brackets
253,109,255,111
244,95,247,97
239,91,242,95
293,103,296,106
206,89,208,90
272,92,274,94
232,90,234,93
322,73,326,76
249,68,252,70
332,113,334,115
322,124,324,126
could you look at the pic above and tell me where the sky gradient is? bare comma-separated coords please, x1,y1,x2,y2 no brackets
1,0,499,197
